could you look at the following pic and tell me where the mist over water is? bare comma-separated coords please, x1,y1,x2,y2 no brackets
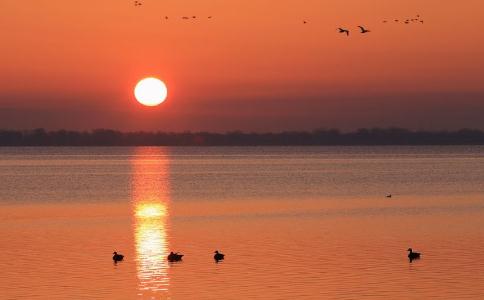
1,146,483,299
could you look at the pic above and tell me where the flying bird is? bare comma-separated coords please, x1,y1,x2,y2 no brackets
338,28,349,36
182,16,190,20
303,20,307,24
358,26,370,33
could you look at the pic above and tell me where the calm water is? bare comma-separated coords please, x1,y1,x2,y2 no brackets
0,146,483,299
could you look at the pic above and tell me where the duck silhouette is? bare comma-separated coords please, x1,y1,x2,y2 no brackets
407,248,421,261
214,250,225,261
113,251,124,262
386,194,392,198
167,251,184,262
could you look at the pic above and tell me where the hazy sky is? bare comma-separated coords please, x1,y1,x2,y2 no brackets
1,0,483,131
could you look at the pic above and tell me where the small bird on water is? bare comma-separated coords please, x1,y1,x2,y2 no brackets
407,248,421,260
113,251,124,262
214,250,225,261
167,251,184,262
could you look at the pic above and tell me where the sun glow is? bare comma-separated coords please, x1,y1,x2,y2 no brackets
134,77,168,106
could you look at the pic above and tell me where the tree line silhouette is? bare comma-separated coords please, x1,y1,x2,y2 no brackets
0,128,484,146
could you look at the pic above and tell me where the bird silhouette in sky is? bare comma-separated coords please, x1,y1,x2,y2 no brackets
358,26,370,33
338,28,350,36
134,1,142,7
303,20,307,24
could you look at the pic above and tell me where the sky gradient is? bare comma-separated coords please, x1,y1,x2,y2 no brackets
1,0,484,131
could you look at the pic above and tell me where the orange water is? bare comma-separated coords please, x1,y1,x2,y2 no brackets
1,147,483,299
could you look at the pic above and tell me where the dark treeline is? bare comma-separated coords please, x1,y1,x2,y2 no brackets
1,128,484,146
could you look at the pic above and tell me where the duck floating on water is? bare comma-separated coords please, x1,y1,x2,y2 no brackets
407,248,421,260
113,251,124,262
167,251,184,262
214,250,225,261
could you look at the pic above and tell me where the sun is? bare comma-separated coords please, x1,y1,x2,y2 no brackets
134,77,168,106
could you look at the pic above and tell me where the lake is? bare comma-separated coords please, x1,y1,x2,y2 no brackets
1,146,483,299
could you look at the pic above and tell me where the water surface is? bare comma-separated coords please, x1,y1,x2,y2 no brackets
1,146,483,299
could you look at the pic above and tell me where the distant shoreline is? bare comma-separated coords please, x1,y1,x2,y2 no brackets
1,128,484,146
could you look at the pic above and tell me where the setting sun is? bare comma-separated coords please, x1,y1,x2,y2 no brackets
134,77,168,107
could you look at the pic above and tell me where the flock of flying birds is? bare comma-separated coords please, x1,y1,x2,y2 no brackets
133,1,424,37
133,1,213,20
337,14,424,36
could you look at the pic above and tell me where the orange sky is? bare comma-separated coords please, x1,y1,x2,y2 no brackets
1,0,483,131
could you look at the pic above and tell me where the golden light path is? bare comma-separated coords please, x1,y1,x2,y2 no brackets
131,147,171,298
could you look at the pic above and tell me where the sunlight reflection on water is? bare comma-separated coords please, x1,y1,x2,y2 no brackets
132,148,171,297
1,147,484,299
